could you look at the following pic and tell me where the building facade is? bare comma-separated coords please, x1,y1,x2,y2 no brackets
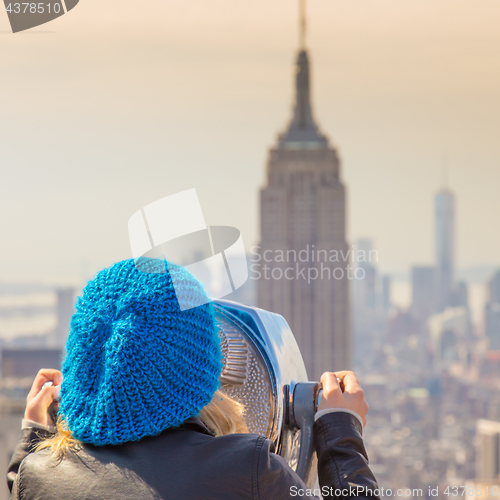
411,265,436,322
485,271,500,350
50,287,75,350
435,188,456,311
257,14,350,379
476,419,500,480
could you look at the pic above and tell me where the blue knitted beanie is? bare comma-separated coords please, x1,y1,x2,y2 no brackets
59,259,222,446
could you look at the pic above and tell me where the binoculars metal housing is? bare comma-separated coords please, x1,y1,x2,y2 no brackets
214,299,321,488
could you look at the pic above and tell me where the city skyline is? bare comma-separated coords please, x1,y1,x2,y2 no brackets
0,0,499,285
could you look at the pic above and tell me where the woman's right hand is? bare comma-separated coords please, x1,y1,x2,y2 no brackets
317,371,369,426
24,368,62,427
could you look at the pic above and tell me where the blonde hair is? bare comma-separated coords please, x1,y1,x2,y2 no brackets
36,390,248,459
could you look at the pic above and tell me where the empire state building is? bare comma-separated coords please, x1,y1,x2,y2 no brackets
257,1,350,379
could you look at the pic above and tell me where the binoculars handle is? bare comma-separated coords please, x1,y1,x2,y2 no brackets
287,382,322,483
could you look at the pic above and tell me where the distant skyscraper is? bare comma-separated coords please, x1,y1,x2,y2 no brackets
485,271,500,350
435,185,456,311
476,419,500,480
381,275,392,311
51,287,75,349
354,239,377,310
489,271,500,305
257,0,350,379
1,349,62,378
411,265,436,322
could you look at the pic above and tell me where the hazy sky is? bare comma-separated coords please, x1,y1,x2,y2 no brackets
1,0,499,284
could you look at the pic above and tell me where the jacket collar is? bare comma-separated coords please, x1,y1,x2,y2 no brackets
179,416,215,437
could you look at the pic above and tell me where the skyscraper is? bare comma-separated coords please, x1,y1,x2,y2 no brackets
488,270,500,304
476,419,500,480
257,0,350,379
485,271,500,350
354,239,377,310
435,185,455,311
411,265,436,322
51,287,75,350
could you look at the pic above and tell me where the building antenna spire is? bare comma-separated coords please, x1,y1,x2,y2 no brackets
441,150,448,189
299,0,307,50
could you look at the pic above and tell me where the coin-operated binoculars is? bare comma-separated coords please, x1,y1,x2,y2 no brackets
214,299,322,488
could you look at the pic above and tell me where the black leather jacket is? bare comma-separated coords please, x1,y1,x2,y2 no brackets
7,412,379,499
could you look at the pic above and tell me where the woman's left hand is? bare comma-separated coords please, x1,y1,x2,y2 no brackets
24,369,62,426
